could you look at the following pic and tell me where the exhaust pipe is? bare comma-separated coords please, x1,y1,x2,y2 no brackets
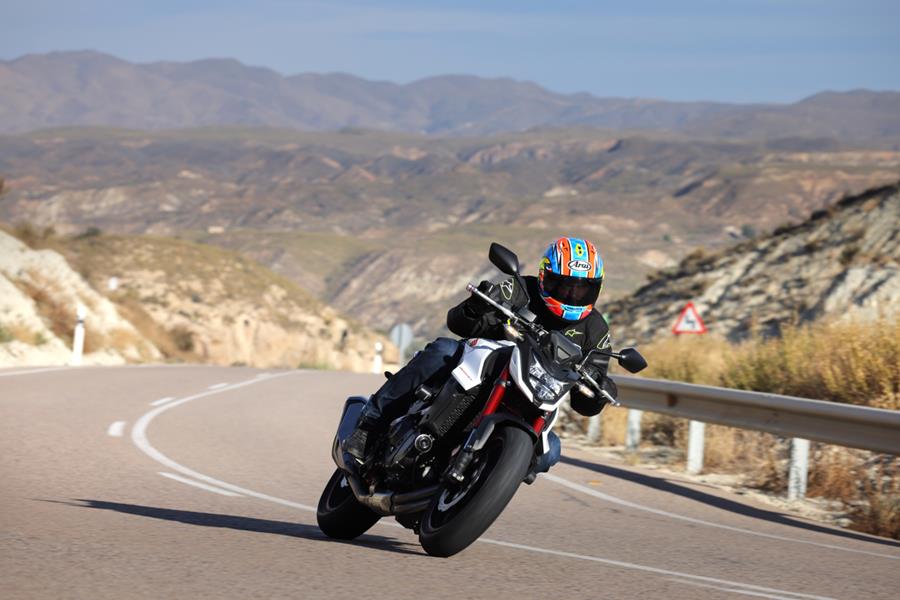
344,470,438,516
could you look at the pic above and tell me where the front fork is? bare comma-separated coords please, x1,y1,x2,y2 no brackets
446,366,546,483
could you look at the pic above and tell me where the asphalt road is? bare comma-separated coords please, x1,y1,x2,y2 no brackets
2,365,898,599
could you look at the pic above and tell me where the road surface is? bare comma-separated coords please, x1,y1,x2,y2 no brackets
2,365,898,599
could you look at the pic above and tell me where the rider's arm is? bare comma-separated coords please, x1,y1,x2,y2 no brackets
570,327,616,416
446,278,516,339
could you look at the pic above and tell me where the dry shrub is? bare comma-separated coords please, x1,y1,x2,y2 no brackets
637,334,731,385
170,325,194,352
113,294,196,361
806,446,865,503
722,317,900,409
594,317,900,538
598,405,628,446
0,323,13,343
848,464,900,539
17,279,75,344
704,425,782,475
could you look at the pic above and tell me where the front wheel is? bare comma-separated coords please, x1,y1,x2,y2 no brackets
418,426,534,557
317,468,381,539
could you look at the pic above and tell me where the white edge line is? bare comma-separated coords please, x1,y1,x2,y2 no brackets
130,372,838,600
131,373,317,509
0,366,75,378
208,382,229,390
158,472,243,497
665,578,795,600
544,473,900,561
475,538,834,600
107,421,126,437
150,396,177,407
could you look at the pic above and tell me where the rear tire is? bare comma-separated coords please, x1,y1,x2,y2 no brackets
418,426,533,557
317,468,381,540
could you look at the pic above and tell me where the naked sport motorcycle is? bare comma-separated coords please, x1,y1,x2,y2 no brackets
316,243,647,557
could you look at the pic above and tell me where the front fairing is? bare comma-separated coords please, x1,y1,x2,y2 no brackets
508,339,577,412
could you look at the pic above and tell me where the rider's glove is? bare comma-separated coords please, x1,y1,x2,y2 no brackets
466,280,497,314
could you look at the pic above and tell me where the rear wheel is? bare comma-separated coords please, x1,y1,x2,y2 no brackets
317,468,381,539
418,426,533,557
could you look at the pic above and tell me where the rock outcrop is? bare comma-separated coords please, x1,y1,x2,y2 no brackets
607,182,900,344
0,230,159,365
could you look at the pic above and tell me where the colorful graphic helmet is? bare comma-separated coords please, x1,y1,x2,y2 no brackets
538,237,604,321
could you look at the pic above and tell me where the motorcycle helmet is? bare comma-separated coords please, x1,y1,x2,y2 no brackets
538,237,604,321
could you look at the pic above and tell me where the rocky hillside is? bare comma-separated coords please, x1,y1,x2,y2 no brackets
2,127,898,337
607,182,900,345
0,229,160,366
3,52,900,143
0,226,391,370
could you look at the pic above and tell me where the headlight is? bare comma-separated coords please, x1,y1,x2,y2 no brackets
527,356,565,404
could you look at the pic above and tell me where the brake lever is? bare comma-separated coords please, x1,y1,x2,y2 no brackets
578,368,620,407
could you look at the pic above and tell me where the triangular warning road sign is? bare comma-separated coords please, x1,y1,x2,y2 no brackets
672,302,707,334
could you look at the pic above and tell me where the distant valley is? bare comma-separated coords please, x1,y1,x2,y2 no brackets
2,127,898,338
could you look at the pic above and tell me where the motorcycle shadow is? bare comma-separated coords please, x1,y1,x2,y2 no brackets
41,498,421,556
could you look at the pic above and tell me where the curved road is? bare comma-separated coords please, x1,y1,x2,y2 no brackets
2,366,898,599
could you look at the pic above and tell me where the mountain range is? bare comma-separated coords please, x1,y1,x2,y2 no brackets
2,51,900,143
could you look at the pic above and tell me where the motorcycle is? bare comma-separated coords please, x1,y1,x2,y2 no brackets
316,242,647,557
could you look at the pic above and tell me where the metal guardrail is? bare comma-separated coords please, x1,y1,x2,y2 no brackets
611,375,900,456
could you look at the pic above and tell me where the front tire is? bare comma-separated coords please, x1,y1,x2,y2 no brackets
317,468,381,539
419,426,534,557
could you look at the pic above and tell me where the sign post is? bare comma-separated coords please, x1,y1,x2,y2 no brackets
389,323,414,366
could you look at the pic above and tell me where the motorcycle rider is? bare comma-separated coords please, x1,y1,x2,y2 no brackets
345,237,618,473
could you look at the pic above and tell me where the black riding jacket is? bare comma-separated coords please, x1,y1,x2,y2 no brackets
446,275,615,416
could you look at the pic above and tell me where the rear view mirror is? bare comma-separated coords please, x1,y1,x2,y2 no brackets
489,243,520,276
617,348,648,373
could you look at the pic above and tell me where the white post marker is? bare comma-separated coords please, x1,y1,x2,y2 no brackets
686,420,705,474
625,409,642,452
70,302,87,366
372,342,384,374
788,437,810,501
587,413,602,443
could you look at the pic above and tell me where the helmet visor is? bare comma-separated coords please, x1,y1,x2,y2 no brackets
542,271,602,307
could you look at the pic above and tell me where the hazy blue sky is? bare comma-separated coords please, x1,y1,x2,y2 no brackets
4,0,899,103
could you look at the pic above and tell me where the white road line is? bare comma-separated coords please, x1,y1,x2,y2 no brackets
0,366,75,378
207,382,229,390
150,397,176,407
665,578,800,600
158,472,243,497
477,538,834,600
129,373,838,599
544,473,899,561
107,421,126,437
130,373,317,509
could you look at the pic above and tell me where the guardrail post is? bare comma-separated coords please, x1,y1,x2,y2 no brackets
70,302,86,366
625,409,642,452
587,414,602,443
686,420,705,474
788,437,810,501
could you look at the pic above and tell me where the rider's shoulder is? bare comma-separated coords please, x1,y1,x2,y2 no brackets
586,307,610,331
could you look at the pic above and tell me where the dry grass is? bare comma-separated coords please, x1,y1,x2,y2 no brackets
112,293,197,362
596,317,900,538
